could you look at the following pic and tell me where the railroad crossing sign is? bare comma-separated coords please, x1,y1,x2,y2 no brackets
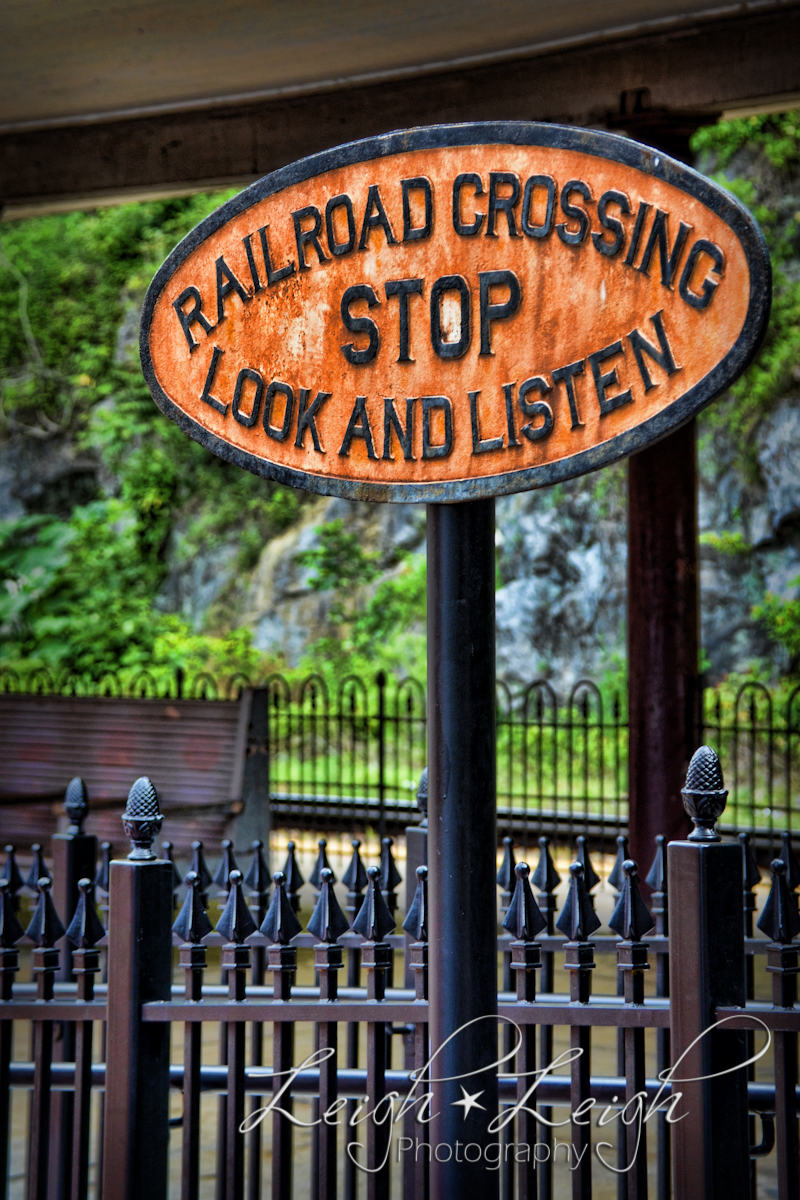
141,121,770,503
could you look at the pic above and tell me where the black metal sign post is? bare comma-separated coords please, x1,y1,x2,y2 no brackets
427,498,499,1197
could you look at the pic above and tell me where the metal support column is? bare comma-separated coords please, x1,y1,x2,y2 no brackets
427,498,499,1198
628,421,698,868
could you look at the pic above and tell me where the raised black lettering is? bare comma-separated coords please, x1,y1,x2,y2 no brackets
325,195,356,257
556,180,593,246
385,279,423,363
359,185,398,250
478,270,521,356
382,397,416,461
588,342,633,417
339,395,377,458
469,390,504,454
257,225,295,285
242,234,264,294
486,172,521,238
295,389,331,452
215,257,249,323
521,175,555,239
173,286,214,353
200,346,227,415
340,285,381,365
638,209,693,288
623,201,651,267
231,367,263,427
452,174,485,236
628,311,681,391
430,275,470,359
402,178,433,242
501,383,522,447
592,191,631,258
551,360,586,429
293,206,329,270
421,396,453,459
679,239,725,310
263,381,294,442
518,376,554,442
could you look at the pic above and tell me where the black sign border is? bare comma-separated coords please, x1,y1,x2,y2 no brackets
140,121,771,504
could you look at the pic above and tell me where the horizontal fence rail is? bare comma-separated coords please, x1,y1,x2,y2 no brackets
3,668,800,847
2,756,800,1200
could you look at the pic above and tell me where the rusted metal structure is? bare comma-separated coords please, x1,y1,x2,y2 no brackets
1,752,799,1199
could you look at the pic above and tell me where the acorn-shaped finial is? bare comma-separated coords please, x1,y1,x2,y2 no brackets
682,746,727,841
122,777,163,860
64,777,89,835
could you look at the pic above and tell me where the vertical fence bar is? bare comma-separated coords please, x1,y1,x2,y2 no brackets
377,671,387,842
67,880,104,1200
645,837,670,1200
27,878,65,1200
667,749,749,1200
102,782,173,1200
175,872,213,1200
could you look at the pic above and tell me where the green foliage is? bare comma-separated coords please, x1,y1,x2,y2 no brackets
293,520,426,687
692,114,800,482
753,580,800,669
699,530,752,556
691,110,800,170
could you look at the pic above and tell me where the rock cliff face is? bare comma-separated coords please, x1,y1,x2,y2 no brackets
150,378,800,691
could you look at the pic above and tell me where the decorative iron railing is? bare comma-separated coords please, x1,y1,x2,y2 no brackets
2,666,800,846
1,771,797,1200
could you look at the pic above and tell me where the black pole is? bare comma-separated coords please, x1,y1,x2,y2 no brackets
427,498,499,1198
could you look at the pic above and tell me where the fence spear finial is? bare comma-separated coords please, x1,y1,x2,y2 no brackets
190,841,213,898
609,860,654,942
1,846,23,899
503,862,547,941
758,859,800,944
25,877,66,947
556,862,601,942
352,865,395,943
309,838,336,891
780,832,800,895
215,869,257,943
576,836,600,894
244,840,270,897
260,871,302,945
532,836,560,894
122,777,163,861
497,837,517,907
308,867,349,944
64,776,89,835
173,870,214,944
213,840,240,894
645,835,668,894
65,879,106,949
607,835,630,893
402,865,428,943
739,832,761,892
93,842,112,896
379,837,402,913
342,838,368,896
682,746,727,841
0,880,24,947
162,841,183,892
281,841,305,912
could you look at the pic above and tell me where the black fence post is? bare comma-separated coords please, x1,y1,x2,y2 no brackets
102,779,173,1200
668,747,750,1200
239,687,272,851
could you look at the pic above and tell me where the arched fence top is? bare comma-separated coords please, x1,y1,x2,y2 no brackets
393,674,426,717
568,679,604,722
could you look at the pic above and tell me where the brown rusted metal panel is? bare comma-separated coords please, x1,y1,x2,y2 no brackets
141,122,770,502
0,695,245,850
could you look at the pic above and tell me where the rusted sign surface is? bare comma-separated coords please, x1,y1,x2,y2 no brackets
141,123,770,502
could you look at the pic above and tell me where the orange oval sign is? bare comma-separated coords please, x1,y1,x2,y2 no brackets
141,123,770,502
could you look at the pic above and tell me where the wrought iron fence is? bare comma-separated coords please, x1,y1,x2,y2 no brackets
1,770,799,1200
3,666,800,847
